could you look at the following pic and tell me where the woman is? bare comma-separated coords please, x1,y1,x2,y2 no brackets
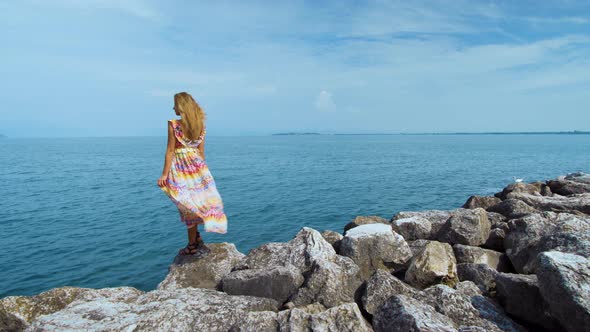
157,92,228,256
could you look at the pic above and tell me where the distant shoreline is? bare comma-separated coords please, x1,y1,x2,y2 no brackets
272,130,590,136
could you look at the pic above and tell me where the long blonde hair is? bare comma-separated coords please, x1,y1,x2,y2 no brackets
174,92,207,141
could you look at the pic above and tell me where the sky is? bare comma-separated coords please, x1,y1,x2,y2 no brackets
1,0,590,137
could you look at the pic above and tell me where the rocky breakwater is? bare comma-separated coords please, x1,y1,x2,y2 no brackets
1,172,589,332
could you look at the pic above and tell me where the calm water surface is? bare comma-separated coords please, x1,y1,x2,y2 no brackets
1,134,588,297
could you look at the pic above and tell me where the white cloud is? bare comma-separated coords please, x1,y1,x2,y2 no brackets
314,90,336,112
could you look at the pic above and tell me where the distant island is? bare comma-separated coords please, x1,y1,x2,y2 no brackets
271,130,590,136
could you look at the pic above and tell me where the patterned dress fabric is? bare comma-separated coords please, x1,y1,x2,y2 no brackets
160,119,228,234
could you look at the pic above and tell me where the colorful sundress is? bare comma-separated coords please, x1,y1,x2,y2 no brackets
160,119,228,234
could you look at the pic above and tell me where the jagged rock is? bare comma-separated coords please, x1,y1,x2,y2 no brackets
277,302,373,331
408,239,430,256
235,227,362,309
504,212,590,273
452,244,513,272
494,272,559,330
422,284,526,332
343,216,389,234
488,198,537,219
340,223,412,280
0,307,25,332
405,241,458,289
361,270,420,316
547,172,590,196
391,216,432,241
158,243,245,290
494,182,548,200
0,286,143,324
536,251,590,332
483,228,506,252
391,210,453,238
487,212,509,228
437,208,491,246
507,192,590,214
462,195,502,210
456,263,498,295
373,295,458,332
220,265,304,305
26,288,280,331
321,230,343,253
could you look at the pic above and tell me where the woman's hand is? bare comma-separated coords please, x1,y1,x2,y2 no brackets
157,175,168,187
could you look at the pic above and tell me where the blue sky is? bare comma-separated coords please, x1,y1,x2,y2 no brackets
1,0,589,137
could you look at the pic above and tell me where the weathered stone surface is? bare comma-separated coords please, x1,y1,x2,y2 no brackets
373,295,458,332
405,241,458,289
277,302,373,332
452,244,513,272
483,228,506,252
26,288,280,331
437,208,491,246
422,284,526,332
158,243,245,290
488,198,537,219
547,172,590,196
361,269,420,316
0,307,26,331
391,210,452,237
536,251,590,332
340,223,412,281
508,192,590,214
456,263,498,295
235,227,362,309
321,229,343,253
343,215,389,233
494,272,559,330
504,212,590,273
408,239,430,257
391,216,432,241
0,286,143,324
220,265,304,304
487,212,509,229
462,195,502,210
494,182,548,200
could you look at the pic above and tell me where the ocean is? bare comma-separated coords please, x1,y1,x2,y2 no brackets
1,134,588,297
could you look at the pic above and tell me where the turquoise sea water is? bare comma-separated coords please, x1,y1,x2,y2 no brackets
1,134,589,297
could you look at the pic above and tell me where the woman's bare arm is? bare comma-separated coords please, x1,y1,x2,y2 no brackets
161,121,176,176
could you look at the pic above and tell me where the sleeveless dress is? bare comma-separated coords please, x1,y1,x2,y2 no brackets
160,119,228,234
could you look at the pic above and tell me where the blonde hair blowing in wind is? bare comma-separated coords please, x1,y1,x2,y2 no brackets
174,92,207,141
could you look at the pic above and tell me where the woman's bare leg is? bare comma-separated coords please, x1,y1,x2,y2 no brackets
187,225,197,243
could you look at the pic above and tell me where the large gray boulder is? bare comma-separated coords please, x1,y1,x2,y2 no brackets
422,284,526,332
340,223,412,281
373,295,458,332
456,263,498,296
487,198,538,220
509,192,590,214
405,240,458,289
235,227,362,309
361,270,420,316
504,212,590,273
220,265,304,305
391,210,453,238
277,302,373,332
494,272,559,330
452,244,513,272
494,182,550,200
462,195,502,210
157,243,245,290
536,251,590,332
0,286,144,326
437,208,491,246
24,288,281,331
391,216,432,241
